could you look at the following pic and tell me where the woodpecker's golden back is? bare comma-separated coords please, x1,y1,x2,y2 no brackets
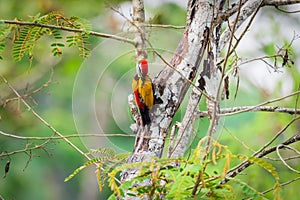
138,75,154,109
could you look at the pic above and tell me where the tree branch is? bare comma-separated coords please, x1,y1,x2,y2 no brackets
144,23,185,29
0,130,135,141
0,139,51,157
219,0,263,51
217,0,300,24
219,91,300,116
196,106,300,117
0,19,135,45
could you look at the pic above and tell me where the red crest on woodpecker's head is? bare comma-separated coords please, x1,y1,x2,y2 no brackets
139,59,148,75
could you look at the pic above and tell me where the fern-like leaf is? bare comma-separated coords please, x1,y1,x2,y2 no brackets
12,25,51,62
69,16,92,33
11,12,92,62
249,157,279,180
64,157,102,182
232,179,266,199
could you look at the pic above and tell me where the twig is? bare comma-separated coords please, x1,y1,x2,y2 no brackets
219,106,300,116
168,122,180,157
0,139,52,157
197,106,300,118
144,23,185,29
276,144,300,173
223,126,256,153
274,5,300,13
254,116,300,157
262,0,300,7
3,69,54,106
0,130,135,140
219,0,263,51
216,0,248,23
262,176,300,194
219,91,300,116
295,84,300,116
217,0,300,24
264,154,300,161
228,1,263,57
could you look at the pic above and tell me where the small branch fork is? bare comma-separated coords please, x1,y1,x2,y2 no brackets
1,68,55,107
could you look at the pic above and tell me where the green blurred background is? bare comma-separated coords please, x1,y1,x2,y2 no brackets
0,0,300,199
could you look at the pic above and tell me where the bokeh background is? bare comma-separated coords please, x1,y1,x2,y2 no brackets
0,0,300,199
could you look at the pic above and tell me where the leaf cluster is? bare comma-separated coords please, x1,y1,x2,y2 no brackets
1,12,91,63
65,138,281,199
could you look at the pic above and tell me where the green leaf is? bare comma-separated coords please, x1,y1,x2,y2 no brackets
248,157,279,180
263,43,276,55
50,43,65,47
107,194,117,200
64,157,102,182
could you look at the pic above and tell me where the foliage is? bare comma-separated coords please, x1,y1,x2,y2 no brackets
65,138,281,199
1,12,91,64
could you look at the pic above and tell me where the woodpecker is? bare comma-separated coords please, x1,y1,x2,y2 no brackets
132,59,154,125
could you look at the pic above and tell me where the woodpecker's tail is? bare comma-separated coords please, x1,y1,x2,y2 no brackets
140,107,151,125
